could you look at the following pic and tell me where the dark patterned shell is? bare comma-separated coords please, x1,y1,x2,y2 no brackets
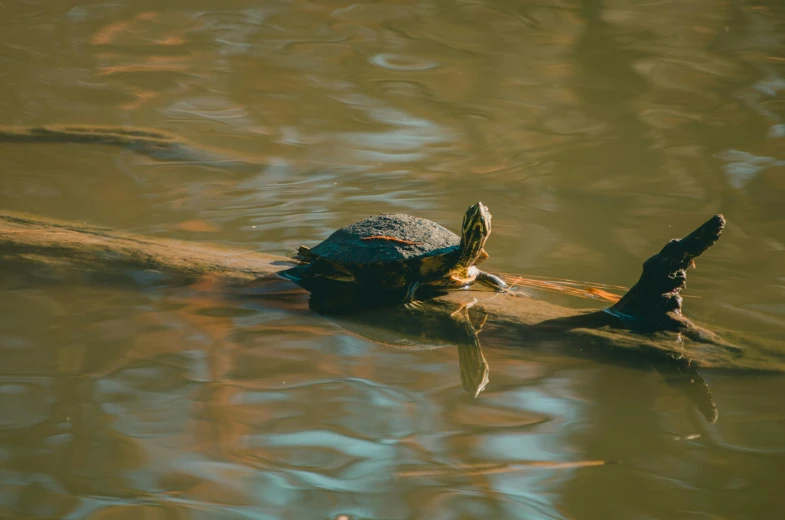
310,214,460,266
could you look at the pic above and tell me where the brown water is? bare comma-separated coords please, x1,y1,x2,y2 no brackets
2,0,785,518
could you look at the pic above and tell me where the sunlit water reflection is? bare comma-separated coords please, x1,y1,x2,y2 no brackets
1,0,784,518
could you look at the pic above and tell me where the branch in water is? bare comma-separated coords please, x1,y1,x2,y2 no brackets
2,211,773,373
609,214,725,321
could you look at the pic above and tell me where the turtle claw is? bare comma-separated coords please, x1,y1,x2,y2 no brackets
502,287,519,298
405,300,424,311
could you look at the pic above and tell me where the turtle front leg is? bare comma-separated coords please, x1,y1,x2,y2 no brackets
476,270,514,295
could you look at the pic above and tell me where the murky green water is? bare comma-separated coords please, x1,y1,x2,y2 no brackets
2,0,785,518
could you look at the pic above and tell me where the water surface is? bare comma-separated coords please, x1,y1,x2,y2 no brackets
1,0,784,518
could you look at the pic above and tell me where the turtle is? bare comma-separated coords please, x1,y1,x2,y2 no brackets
287,202,509,302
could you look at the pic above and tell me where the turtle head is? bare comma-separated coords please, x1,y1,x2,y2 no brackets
457,202,492,269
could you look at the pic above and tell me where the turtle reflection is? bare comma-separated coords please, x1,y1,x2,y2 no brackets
307,281,492,398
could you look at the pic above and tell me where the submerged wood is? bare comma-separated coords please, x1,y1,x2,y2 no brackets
0,211,781,374
0,125,266,169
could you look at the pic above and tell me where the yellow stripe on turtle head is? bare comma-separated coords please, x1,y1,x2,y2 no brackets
462,201,491,238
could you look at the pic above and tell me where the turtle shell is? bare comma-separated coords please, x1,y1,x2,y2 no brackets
312,214,459,263
303,213,462,288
